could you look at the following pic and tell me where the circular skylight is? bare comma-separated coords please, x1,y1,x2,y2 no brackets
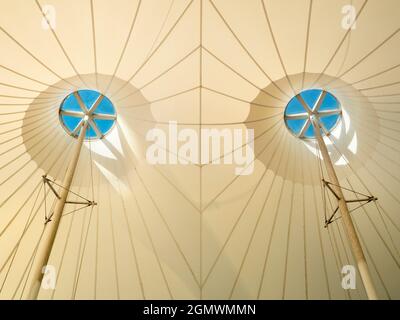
59,90,117,140
284,89,342,139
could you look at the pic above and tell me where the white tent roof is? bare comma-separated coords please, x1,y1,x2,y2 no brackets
0,0,399,299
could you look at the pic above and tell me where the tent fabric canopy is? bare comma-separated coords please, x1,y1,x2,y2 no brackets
0,0,399,299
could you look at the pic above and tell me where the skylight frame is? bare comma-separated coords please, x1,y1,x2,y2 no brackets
284,89,342,140
58,90,117,140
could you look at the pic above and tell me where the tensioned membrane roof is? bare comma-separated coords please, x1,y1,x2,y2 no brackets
0,0,399,299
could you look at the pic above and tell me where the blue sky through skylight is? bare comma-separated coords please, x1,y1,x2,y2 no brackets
284,89,341,139
59,90,117,139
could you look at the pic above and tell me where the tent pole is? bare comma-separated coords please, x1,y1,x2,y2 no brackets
27,120,89,300
311,117,378,300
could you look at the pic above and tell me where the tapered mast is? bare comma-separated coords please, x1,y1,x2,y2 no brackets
28,120,89,300
310,116,378,300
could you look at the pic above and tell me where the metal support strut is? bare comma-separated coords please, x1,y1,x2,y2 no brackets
41,175,96,224
322,179,378,227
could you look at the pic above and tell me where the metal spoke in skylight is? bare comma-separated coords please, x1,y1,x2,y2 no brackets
284,89,342,140
59,90,117,140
